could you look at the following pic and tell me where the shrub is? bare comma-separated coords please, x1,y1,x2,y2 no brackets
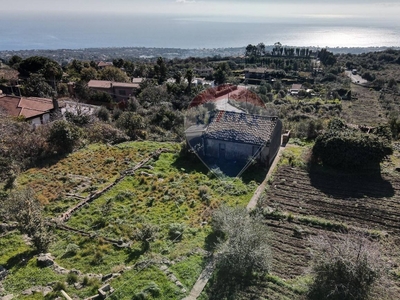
308,233,387,300
168,223,185,241
313,118,392,170
48,120,82,153
67,272,78,284
96,106,111,122
65,243,80,256
85,121,130,144
211,206,271,278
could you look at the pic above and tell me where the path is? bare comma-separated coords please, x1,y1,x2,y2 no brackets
182,144,287,300
247,145,286,210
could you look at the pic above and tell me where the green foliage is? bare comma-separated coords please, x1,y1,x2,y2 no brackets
1,188,53,252
24,73,55,98
66,272,78,284
116,111,146,139
48,120,82,153
65,243,80,256
99,66,130,82
18,56,62,81
95,106,111,122
211,206,271,278
313,118,392,170
308,233,386,300
168,223,185,241
86,121,129,144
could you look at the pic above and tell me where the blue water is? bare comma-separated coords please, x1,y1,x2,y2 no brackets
1,13,399,50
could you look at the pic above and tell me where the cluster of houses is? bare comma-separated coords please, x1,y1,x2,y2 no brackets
0,61,220,124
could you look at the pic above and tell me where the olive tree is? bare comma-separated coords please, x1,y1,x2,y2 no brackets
0,188,53,252
308,233,388,300
211,206,271,278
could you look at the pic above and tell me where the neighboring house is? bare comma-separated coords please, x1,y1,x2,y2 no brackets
194,68,213,77
188,110,282,167
88,80,140,102
0,94,55,126
289,84,303,95
97,61,113,69
244,68,274,80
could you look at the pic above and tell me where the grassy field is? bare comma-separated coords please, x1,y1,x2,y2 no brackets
1,141,264,299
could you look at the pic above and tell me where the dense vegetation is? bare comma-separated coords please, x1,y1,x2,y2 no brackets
1,46,400,299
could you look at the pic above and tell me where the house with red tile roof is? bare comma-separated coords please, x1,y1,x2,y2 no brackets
0,95,55,126
88,80,141,102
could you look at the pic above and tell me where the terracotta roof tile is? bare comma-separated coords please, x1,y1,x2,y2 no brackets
0,95,53,119
204,110,278,145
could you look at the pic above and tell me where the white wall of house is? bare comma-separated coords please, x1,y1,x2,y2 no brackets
29,113,50,126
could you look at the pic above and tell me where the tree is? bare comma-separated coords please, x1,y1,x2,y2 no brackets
0,188,53,252
8,55,22,69
99,66,130,82
154,57,167,84
132,223,159,252
80,67,97,82
213,62,231,85
18,56,62,82
185,69,194,93
211,206,271,278
48,120,82,153
24,74,55,98
308,233,387,300
116,111,146,139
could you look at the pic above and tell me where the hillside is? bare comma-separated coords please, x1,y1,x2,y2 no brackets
0,141,263,299
199,145,400,299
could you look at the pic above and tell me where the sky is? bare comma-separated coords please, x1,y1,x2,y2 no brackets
2,0,400,23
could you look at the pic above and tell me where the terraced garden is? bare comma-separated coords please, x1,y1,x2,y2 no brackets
0,141,264,299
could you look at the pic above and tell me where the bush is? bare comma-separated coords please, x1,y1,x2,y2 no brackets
86,122,129,144
48,120,82,153
313,119,392,170
211,206,271,278
67,272,78,284
168,223,185,241
65,243,80,256
308,233,387,300
96,106,111,122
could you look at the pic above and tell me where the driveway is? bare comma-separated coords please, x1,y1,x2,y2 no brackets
344,71,368,85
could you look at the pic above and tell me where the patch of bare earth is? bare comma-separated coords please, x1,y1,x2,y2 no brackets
258,165,400,298
341,83,386,125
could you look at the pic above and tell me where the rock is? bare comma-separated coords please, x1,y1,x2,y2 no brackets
181,288,187,293
159,265,168,272
37,253,55,267
1,295,14,300
42,286,53,296
0,266,8,280
74,282,82,290
70,269,81,275
176,281,184,288
102,274,113,281
168,274,178,282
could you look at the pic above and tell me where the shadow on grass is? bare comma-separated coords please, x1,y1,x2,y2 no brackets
6,249,36,270
309,163,394,199
125,246,147,264
240,162,269,184
173,150,268,185
172,152,209,175
205,267,257,300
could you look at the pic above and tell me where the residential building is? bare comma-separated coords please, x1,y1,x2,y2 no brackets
0,95,55,126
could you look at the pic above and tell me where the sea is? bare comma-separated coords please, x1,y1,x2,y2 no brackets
1,13,400,51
